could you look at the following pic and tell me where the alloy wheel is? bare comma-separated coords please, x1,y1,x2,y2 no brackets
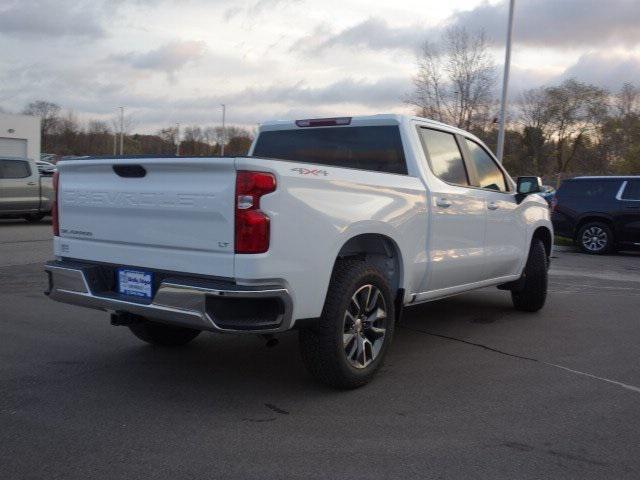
342,284,387,369
581,226,608,252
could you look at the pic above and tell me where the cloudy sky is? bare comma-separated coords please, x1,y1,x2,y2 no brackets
1,0,639,132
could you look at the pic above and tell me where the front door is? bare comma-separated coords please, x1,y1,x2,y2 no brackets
461,138,525,279
0,159,39,213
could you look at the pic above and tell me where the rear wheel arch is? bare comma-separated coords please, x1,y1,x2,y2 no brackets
331,233,404,299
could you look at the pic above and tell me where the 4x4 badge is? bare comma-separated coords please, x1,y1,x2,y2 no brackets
291,167,328,176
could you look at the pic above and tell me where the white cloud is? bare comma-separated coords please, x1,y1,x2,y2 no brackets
110,40,208,81
0,0,107,39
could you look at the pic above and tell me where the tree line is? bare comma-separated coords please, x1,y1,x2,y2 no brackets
16,28,640,180
21,100,254,158
407,27,640,182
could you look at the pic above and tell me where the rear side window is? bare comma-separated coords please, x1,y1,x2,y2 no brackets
252,126,407,175
0,160,31,179
622,180,640,200
418,128,469,186
464,138,508,192
558,180,620,198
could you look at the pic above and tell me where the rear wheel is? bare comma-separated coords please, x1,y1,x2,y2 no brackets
512,239,548,312
577,222,613,254
299,258,395,389
128,320,201,347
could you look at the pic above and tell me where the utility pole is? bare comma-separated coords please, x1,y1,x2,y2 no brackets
119,106,124,156
496,0,515,163
221,104,226,156
113,131,117,156
176,123,180,156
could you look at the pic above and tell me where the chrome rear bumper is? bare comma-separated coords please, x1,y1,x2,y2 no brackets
44,261,293,333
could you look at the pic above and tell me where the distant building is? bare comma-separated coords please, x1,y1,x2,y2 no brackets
0,113,41,159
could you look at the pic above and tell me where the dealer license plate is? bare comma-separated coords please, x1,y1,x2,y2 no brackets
117,269,153,299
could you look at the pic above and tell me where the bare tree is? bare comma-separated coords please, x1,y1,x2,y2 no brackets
615,82,640,118
407,26,497,130
545,79,609,173
110,111,136,137
518,87,551,132
22,100,61,152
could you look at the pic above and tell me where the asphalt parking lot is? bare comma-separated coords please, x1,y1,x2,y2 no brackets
2,219,640,479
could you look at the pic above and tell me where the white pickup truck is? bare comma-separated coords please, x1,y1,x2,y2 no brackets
45,114,552,388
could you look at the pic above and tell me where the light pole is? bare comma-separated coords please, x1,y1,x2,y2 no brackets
221,104,226,156
119,106,124,156
176,123,180,156
496,0,515,163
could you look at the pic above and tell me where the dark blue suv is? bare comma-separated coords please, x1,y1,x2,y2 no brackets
552,176,640,254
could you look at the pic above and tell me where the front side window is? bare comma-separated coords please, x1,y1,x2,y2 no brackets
0,160,31,179
464,139,508,192
622,180,640,200
418,128,469,186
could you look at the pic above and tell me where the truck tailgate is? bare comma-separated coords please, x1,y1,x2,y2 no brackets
54,158,236,278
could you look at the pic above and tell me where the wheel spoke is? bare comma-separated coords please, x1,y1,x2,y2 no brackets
362,285,372,313
366,288,380,313
356,334,365,364
362,337,373,367
343,332,356,347
367,307,386,322
347,337,358,360
368,325,386,335
344,311,356,328
350,294,362,315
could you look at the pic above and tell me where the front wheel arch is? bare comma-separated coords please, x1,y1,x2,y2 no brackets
531,226,552,261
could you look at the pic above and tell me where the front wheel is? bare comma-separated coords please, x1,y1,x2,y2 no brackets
299,258,395,389
512,239,548,312
129,320,201,346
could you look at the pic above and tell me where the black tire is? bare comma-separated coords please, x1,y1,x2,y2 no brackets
576,222,613,255
512,239,548,312
24,213,46,223
299,258,395,389
128,320,201,347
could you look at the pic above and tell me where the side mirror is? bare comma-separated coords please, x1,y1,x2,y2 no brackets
516,176,542,195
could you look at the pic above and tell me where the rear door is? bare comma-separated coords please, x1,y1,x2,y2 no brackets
0,159,40,213
617,179,640,245
416,127,487,293
461,138,525,279
56,158,237,278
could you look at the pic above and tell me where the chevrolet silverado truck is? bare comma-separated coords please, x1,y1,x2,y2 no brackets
44,114,552,388
1,156,53,222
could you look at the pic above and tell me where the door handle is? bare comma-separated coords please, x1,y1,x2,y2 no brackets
27,182,37,186
487,202,499,210
436,198,452,208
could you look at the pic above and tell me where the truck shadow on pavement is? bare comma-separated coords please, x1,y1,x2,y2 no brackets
24,290,520,408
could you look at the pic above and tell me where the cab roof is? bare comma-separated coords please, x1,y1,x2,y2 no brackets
259,114,468,136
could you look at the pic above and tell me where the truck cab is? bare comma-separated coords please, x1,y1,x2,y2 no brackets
0,156,53,221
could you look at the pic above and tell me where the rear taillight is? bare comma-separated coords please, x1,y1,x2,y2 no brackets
52,171,60,236
235,171,276,254
550,196,557,212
